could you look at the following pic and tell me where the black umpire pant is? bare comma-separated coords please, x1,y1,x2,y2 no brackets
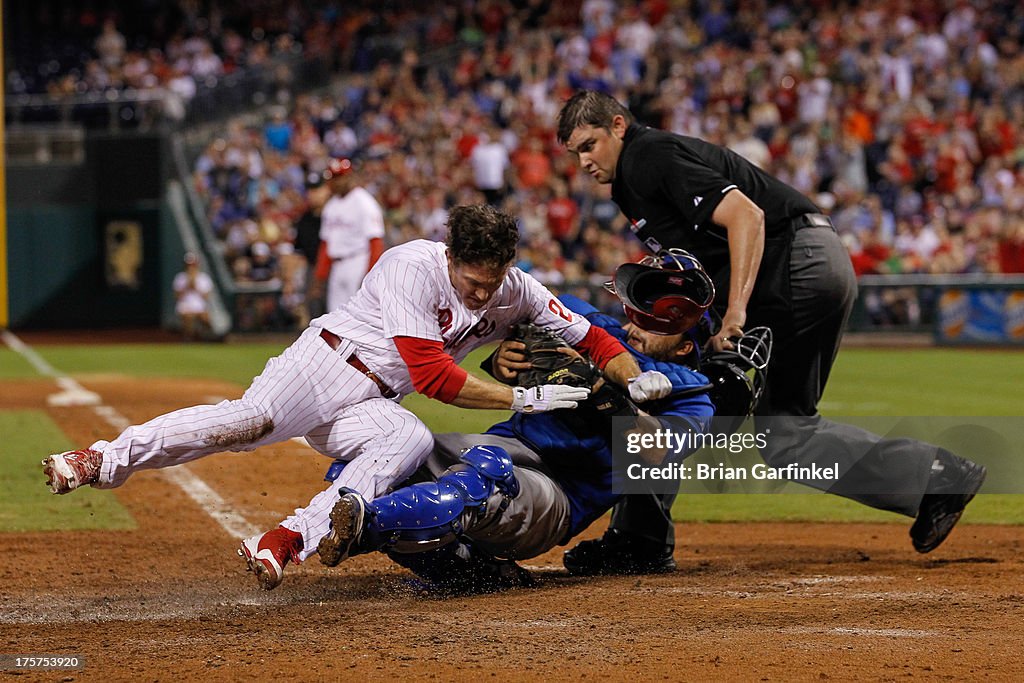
611,224,937,547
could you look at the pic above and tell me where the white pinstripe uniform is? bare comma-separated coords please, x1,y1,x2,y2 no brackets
320,186,385,311
88,240,594,560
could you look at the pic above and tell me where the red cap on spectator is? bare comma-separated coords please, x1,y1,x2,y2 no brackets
325,157,354,179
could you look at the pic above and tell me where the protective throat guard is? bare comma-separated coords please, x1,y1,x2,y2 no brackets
701,325,773,420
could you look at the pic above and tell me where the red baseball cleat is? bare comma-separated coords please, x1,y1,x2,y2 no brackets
42,449,103,494
238,527,303,590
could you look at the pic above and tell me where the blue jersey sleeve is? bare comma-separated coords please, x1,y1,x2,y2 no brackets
645,365,716,461
559,294,628,344
557,293,599,318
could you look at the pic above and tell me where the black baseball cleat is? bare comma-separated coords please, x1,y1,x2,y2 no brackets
563,529,676,576
318,490,367,567
910,450,987,554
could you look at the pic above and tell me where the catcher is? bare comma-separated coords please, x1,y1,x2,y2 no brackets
312,258,748,592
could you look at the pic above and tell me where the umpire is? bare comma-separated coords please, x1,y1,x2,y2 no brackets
555,90,987,575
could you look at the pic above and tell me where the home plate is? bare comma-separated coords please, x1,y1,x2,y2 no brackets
47,388,102,406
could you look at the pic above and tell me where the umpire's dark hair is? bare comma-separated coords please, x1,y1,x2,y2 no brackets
445,204,519,268
556,91,635,145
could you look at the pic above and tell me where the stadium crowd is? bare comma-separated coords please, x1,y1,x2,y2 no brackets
16,1,1022,328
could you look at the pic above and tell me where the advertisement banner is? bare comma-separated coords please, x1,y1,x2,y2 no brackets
936,288,1024,344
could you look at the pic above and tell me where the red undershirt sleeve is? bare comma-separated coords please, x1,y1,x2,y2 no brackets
574,324,629,369
393,336,468,403
367,237,384,270
314,241,331,281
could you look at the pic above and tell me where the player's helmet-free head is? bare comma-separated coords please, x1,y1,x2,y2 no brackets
607,249,716,335
324,157,354,180
700,326,773,418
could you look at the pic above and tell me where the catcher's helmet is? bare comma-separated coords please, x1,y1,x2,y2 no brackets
700,326,773,417
607,249,716,335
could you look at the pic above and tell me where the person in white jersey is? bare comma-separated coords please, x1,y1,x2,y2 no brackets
172,252,214,341
42,204,674,590
314,157,385,311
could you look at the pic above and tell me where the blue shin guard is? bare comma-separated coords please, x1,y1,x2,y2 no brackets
363,445,519,551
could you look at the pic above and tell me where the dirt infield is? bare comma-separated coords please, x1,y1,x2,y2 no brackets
3,375,1022,681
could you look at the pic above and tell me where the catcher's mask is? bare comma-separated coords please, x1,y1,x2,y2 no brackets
699,326,773,417
606,249,715,335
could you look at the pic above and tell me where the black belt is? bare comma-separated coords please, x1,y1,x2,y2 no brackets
792,213,834,231
319,329,398,399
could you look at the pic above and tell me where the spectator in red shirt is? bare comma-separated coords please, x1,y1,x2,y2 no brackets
545,178,581,248
998,218,1024,273
848,229,894,276
513,135,552,190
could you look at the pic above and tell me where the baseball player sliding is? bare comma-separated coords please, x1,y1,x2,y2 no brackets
42,204,674,591
314,157,385,312
308,275,723,593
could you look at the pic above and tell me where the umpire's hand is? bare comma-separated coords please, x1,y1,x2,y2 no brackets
713,309,747,352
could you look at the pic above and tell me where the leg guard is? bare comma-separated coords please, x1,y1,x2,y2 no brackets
361,445,519,552
324,459,347,482
456,444,520,499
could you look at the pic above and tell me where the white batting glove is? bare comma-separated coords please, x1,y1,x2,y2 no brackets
628,370,673,402
511,385,590,413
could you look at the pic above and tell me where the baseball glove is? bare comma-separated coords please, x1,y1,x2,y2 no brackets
509,323,638,421
511,323,600,390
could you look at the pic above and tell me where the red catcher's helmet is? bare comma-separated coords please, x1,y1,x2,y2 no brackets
324,157,354,180
607,249,716,335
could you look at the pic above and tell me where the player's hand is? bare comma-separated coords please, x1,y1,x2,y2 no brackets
492,340,532,384
511,385,590,413
712,308,747,352
628,370,673,402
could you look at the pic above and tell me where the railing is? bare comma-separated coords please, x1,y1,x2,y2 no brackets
169,135,291,333
165,181,233,337
4,125,86,165
4,90,168,132
550,276,1024,346
851,274,1024,343
4,52,331,133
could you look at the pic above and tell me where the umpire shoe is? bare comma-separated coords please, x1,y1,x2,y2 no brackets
42,448,103,494
318,490,367,567
239,526,303,590
563,529,676,576
910,450,987,554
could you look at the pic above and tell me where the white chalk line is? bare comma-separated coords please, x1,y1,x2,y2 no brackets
644,575,966,607
1,329,56,375
783,626,938,638
2,330,259,539
818,400,891,411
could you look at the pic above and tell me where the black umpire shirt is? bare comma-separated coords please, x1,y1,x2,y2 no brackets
610,123,821,327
